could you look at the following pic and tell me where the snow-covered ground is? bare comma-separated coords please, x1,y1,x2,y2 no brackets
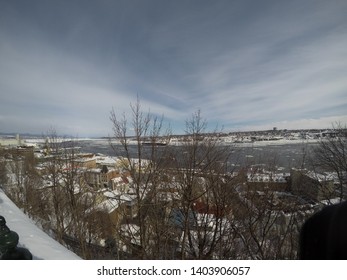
0,189,81,260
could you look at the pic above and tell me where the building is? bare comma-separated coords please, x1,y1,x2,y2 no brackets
246,171,289,192
290,168,335,202
0,134,21,147
75,156,97,169
83,165,119,189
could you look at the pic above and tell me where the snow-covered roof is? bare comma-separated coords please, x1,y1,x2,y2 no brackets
87,168,101,173
112,176,124,183
103,189,121,198
95,156,117,165
95,199,119,213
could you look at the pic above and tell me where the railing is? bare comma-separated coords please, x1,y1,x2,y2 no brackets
0,215,32,260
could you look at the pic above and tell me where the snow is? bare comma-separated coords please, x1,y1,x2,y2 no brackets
0,189,81,260
95,198,119,213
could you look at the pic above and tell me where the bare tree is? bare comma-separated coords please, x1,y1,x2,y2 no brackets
0,149,8,188
41,129,104,258
110,98,173,259
170,110,238,259
42,129,69,243
109,103,308,260
230,183,302,259
313,123,347,201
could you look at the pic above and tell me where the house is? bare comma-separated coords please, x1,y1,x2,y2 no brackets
95,156,118,169
83,165,119,189
110,174,132,193
85,191,138,244
75,156,97,169
290,168,335,202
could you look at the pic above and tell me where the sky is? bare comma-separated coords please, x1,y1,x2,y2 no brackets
0,0,346,137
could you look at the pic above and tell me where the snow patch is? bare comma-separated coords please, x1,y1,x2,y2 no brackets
0,189,81,260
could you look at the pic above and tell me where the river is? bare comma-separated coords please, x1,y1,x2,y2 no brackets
78,139,319,172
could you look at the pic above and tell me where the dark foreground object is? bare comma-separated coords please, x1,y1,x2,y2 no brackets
300,201,347,259
0,216,32,260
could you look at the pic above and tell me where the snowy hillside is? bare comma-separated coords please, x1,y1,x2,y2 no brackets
0,189,81,260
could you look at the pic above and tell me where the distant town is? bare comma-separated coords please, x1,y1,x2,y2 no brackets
0,127,340,146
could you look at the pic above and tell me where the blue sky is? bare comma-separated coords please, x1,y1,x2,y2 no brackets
0,0,346,136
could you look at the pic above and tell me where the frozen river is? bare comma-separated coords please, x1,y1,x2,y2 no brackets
78,139,319,172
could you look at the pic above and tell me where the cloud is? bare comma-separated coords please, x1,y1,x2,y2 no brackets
179,4,347,128
242,115,347,132
0,0,347,136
